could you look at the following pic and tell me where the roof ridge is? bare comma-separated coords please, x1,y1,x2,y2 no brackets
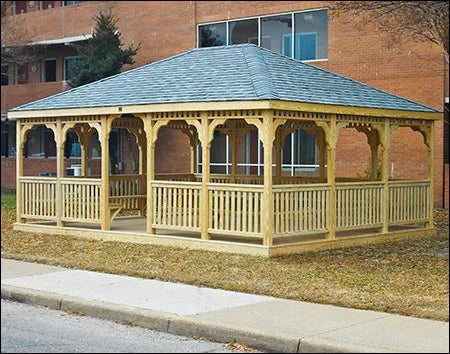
12,47,198,111
242,45,276,99
257,45,438,112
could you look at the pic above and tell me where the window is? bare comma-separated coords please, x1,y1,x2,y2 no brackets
63,1,85,6
261,14,292,55
198,23,226,47
17,63,28,84
1,121,17,157
229,19,258,45
196,129,317,176
42,59,57,82
64,131,81,158
282,129,317,173
1,121,9,157
294,9,327,60
42,1,55,10
64,56,83,82
197,9,328,61
15,1,27,14
24,127,56,158
1,65,8,86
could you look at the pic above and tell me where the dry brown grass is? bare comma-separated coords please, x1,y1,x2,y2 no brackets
1,198,448,321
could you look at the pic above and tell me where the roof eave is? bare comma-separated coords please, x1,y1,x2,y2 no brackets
7,99,441,121
269,100,442,120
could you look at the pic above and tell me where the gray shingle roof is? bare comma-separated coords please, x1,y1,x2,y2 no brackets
12,44,437,112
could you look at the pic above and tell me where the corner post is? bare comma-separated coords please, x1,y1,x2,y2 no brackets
369,131,379,180
380,122,391,234
230,120,238,183
262,111,274,246
200,112,211,240
16,121,24,223
100,115,111,231
56,120,64,227
427,121,434,228
144,117,155,234
327,116,337,240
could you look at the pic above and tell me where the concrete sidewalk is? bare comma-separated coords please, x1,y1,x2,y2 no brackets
1,258,449,353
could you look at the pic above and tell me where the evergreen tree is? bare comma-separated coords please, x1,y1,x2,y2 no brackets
70,10,140,87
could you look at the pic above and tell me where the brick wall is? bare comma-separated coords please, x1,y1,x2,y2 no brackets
2,1,447,206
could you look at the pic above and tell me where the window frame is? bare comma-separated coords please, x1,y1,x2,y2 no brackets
41,58,57,83
63,55,82,81
196,7,328,63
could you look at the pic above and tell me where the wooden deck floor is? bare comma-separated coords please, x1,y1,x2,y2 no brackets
31,216,425,246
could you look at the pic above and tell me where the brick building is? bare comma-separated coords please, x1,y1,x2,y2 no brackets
1,1,448,207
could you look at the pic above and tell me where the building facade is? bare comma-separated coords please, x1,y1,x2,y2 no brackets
1,0,448,207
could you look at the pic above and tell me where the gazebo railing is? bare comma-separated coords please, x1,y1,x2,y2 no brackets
62,178,102,222
388,180,430,225
208,183,263,237
273,184,330,236
19,177,57,220
335,182,384,230
151,180,201,232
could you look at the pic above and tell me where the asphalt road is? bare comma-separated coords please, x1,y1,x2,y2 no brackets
1,300,250,353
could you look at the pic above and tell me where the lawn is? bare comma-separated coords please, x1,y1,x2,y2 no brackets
1,191,448,321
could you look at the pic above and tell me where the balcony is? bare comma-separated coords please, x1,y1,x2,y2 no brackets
1,81,70,114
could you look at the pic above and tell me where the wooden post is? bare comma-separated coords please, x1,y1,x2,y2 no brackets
16,121,24,223
200,112,211,240
230,120,238,183
369,131,379,181
56,120,64,227
144,117,155,234
427,121,434,228
274,128,282,185
327,117,337,240
100,115,111,231
380,122,390,234
262,111,274,246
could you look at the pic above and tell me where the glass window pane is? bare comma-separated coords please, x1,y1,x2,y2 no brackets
199,23,227,47
293,129,316,165
294,9,328,60
229,19,258,45
261,15,292,56
282,133,292,164
65,57,83,82
210,131,227,163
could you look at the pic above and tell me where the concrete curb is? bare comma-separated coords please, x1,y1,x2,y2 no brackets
1,284,380,353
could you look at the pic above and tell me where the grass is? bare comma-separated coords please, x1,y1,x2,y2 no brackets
1,191,448,321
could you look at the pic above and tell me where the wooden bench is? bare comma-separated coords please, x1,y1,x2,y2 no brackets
109,203,123,222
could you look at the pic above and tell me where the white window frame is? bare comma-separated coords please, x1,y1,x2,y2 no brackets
196,7,328,63
197,130,318,176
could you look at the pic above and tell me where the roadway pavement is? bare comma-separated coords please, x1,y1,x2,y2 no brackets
1,300,247,353
2,258,449,353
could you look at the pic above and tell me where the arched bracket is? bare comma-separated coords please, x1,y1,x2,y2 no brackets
412,126,432,151
20,123,58,148
315,120,348,150
371,123,399,151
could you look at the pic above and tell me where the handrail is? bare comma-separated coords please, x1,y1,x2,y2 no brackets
19,176,57,182
151,180,201,187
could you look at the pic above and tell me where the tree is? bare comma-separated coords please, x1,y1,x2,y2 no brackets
70,10,141,87
329,1,449,64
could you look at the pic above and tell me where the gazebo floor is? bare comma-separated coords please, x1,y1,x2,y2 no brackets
14,216,434,257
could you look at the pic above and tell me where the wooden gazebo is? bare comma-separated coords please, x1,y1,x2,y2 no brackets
9,44,441,257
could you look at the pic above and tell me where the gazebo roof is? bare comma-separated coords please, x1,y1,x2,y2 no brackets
11,43,437,113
